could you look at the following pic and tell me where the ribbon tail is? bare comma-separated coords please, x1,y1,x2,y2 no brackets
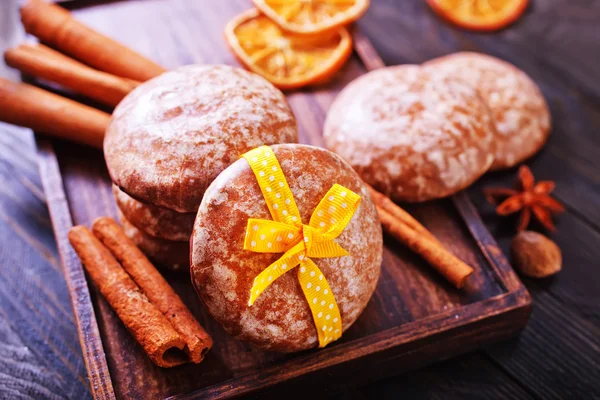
307,240,348,258
247,241,305,306
297,258,343,347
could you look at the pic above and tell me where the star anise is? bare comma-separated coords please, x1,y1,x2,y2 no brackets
484,165,565,232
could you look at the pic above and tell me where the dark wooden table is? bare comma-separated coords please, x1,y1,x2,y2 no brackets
1,0,599,399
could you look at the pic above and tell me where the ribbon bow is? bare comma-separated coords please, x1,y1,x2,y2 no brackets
242,146,361,347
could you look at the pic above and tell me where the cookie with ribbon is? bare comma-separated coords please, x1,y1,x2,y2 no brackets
191,144,382,352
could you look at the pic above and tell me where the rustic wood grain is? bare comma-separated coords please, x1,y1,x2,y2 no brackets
0,0,599,399
362,353,534,400
0,125,91,399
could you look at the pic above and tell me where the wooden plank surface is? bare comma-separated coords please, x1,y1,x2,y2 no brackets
0,0,598,399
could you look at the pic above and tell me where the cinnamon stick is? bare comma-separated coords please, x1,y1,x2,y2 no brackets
20,0,166,81
376,206,473,288
91,217,212,363
367,184,439,244
68,226,188,367
0,78,108,148
5,43,140,107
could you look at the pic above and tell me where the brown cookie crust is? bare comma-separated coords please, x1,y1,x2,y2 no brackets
105,64,298,212
113,185,195,242
190,144,382,352
323,65,496,203
424,52,551,170
118,210,190,271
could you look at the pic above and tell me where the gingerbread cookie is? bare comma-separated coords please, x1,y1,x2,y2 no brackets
118,210,190,270
105,64,298,213
190,144,382,352
113,185,195,242
424,52,551,169
324,65,496,202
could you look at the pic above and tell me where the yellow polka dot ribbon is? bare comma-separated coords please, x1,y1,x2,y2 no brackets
242,146,361,347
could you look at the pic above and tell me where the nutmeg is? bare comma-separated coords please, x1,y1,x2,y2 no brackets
511,231,562,278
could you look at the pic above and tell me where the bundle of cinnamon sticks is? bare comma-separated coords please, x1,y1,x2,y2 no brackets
69,217,212,368
0,0,166,148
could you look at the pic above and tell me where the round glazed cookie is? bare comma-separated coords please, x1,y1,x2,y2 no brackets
190,144,382,352
323,65,496,202
113,185,195,242
118,211,190,270
105,64,298,213
423,52,551,170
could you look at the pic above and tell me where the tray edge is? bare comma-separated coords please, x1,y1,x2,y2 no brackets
32,27,533,400
170,289,531,399
36,138,116,400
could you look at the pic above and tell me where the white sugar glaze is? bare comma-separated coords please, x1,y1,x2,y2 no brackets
424,52,551,169
324,65,496,202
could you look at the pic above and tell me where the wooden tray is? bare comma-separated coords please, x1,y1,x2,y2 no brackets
34,1,531,399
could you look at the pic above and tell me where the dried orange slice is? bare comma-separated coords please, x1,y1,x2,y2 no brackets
253,0,369,35
225,9,352,90
427,0,529,31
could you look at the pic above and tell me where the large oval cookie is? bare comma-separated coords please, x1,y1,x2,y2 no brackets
190,144,382,352
424,52,551,170
105,64,298,213
324,65,496,202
